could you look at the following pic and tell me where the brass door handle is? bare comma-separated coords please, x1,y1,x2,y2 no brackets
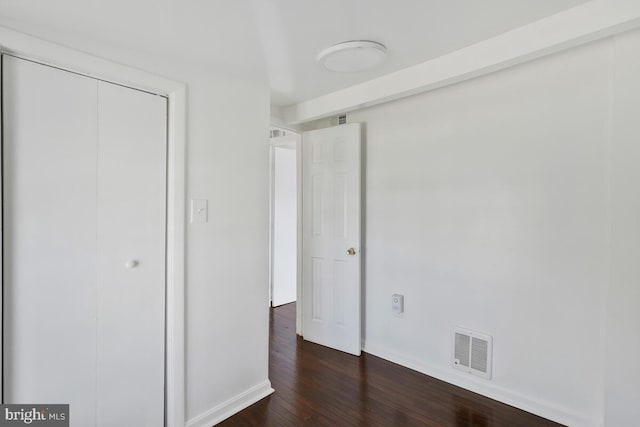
347,248,357,256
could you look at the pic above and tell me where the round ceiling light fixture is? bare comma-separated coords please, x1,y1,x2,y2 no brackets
317,40,387,73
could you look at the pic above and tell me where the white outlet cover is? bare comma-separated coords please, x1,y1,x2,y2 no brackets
392,294,404,315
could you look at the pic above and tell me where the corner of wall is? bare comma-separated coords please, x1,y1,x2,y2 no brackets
185,380,274,427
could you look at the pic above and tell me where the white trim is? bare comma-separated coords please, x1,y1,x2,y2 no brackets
0,27,182,95
363,342,599,427
268,144,275,306
295,134,303,336
165,88,187,427
0,26,186,427
185,380,274,427
0,54,4,404
283,0,640,124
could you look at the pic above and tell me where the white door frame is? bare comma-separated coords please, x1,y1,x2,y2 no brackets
0,27,186,427
268,128,303,334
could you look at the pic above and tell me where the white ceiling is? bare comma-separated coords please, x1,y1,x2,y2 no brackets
255,0,591,105
0,0,591,106
0,0,265,76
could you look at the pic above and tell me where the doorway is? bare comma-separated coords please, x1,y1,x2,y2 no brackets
268,123,363,352
269,128,302,332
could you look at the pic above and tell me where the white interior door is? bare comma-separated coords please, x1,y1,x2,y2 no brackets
2,56,166,426
302,123,361,356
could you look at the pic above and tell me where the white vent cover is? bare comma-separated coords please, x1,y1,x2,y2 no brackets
453,327,493,379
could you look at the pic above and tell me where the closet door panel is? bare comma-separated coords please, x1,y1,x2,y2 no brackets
96,81,167,427
2,56,98,425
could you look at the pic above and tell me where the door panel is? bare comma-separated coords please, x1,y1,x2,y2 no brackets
2,56,99,424
302,124,361,356
96,81,167,426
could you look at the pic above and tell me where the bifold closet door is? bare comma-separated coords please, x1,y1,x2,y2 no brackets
95,81,166,427
3,56,167,426
3,56,100,424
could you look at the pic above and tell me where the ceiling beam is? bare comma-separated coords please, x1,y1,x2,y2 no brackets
283,0,640,125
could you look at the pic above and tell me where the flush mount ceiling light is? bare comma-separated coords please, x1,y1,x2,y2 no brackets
317,40,387,73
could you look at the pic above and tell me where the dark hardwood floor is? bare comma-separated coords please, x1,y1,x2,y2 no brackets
218,303,561,427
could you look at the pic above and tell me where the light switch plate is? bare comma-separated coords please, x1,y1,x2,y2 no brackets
191,199,208,223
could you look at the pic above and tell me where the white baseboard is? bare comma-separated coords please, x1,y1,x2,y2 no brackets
186,380,274,427
362,343,599,427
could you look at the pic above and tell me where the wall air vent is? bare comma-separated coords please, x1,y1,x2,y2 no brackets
330,114,348,126
453,327,492,379
270,129,287,139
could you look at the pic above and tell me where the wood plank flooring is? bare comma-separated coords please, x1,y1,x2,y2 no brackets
218,303,562,426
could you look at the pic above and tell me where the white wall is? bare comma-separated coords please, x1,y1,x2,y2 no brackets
605,29,640,427
344,31,640,427
179,65,270,425
272,145,297,306
0,16,271,426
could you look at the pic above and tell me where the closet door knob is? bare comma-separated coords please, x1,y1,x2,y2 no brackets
125,260,139,269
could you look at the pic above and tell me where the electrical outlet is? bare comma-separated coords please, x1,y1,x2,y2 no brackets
392,294,404,316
